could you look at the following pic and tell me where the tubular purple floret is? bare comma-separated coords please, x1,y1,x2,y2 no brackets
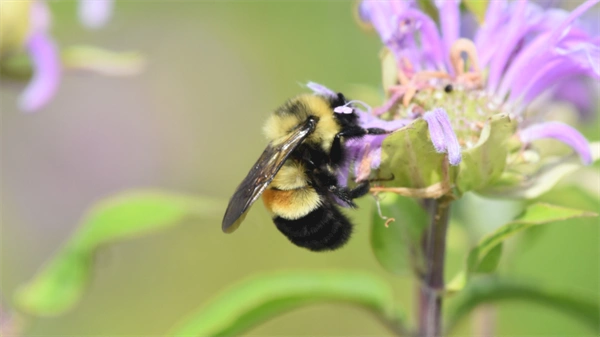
394,9,446,70
548,0,600,46
433,109,462,166
423,111,446,153
434,0,460,71
486,0,528,93
519,122,593,165
423,108,462,166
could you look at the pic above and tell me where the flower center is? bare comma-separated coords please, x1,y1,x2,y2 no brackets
383,38,504,149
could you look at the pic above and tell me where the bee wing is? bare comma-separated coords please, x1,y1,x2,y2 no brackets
222,118,316,233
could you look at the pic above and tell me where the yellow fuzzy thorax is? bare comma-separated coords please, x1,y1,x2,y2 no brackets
263,94,340,153
271,161,308,190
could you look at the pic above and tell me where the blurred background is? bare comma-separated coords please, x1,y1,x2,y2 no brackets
1,1,598,336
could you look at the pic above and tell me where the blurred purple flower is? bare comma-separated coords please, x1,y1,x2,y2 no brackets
0,0,122,112
552,76,597,120
78,0,114,29
0,300,20,337
358,0,597,168
18,1,60,113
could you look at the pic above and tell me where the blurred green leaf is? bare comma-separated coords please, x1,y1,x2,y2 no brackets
62,45,145,76
168,270,405,336
469,244,502,273
516,186,600,253
466,203,597,275
417,0,440,24
370,193,428,275
536,185,600,213
481,142,600,199
380,48,398,98
14,190,222,316
456,114,517,195
446,277,600,333
462,0,488,23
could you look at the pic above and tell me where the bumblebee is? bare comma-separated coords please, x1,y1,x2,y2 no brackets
222,91,387,251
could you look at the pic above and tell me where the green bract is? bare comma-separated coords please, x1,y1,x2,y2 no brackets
375,114,518,198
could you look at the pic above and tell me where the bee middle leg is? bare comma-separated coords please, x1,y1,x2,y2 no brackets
328,180,370,208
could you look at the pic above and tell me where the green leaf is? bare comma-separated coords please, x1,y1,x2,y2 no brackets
62,45,145,76
469,243,502,273
168,270,405,336
370,193,429,274
446,277,600,333
14,190,222,316
462,0,488,23
466,203,597,275
456,114,517,195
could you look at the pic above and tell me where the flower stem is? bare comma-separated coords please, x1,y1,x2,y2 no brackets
418,198,451,337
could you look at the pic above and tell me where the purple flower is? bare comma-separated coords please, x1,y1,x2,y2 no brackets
18,1,60,113
358,0,597,171
307,82,410,184
78,0,115,29
0,0,138,113
0,300,21,337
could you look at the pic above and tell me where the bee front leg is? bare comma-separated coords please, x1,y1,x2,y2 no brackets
330,127,390,165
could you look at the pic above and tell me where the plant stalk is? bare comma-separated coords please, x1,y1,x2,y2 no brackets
418,198,451,337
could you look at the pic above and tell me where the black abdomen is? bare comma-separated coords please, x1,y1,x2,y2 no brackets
273,203,353,251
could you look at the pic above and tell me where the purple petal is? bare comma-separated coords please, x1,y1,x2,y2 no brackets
506,34,599,104
18,32,61,113
358,0,398,44
306,81,337,99
434,108,462,166
487,0,528,93
552,76,596,120
395,9,446,69
519,122,592,164
339,109,411,183
519,61,587,104
356,109,410,130
548,0,600,46
424,108,462,165
30,0,52,33
435,0,460,62
372,91,402,116
499,3,599,103
78,0,114,29
475,0,508,67
497,31,553,99
459,10,479,41
424,110,446,153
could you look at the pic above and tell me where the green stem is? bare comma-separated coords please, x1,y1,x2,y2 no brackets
418,198,451,337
